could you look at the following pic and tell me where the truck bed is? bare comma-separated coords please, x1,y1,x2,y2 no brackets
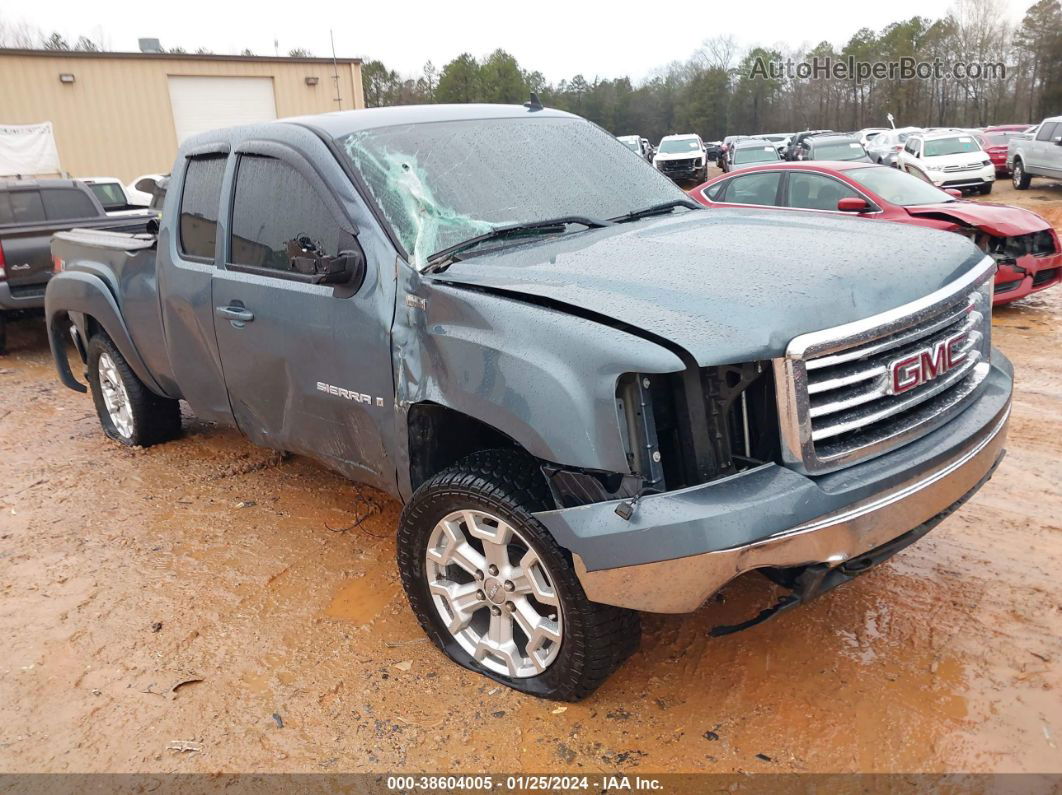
51,229,175,395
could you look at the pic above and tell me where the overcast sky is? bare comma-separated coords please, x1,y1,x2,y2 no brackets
2,0,1028,83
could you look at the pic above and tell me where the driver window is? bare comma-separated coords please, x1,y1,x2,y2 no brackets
786,173,860,211
230,155,349,272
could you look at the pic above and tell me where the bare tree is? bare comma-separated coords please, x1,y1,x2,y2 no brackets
41,31,70,50
0,15,41,48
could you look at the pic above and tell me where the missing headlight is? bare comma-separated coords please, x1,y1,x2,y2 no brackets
617,364,780,492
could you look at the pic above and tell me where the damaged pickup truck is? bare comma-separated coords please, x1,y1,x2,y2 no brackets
46,103,1013,700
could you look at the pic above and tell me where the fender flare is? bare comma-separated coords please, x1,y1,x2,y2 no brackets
44,271,170,397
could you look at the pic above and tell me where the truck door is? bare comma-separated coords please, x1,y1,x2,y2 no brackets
210,150,396,493
156,151,235,423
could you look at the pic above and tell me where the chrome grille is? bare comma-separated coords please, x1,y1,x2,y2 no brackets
774,258,996,474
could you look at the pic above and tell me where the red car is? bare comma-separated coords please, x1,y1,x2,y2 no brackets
689,161,1061,305
971,129,1025,175
984,124,1035,133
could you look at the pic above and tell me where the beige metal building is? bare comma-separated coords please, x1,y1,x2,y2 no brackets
0,48,364,182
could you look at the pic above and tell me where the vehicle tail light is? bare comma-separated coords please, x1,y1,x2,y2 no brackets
892,145,902,151
53,255,64,273
0,241,6,282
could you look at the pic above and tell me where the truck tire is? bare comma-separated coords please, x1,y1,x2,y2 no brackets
979,183,993,195
86,333,181,447
1012,160,1031,190
397,449,641,701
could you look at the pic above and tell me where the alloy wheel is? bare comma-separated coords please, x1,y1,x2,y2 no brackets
98,352,133,438
425,509,562,678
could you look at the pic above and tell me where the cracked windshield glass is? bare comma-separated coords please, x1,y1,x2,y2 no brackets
339,117,685,267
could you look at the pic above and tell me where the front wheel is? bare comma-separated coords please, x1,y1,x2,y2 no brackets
87,334,181,446
979,182,993,195
397,450,641,701
1012,161,1031,190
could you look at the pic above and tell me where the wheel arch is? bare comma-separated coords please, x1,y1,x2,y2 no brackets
45,271,170,398
406,401,534,494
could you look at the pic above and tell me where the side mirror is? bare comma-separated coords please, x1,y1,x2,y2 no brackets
287,236,367,289
316,249,366,288
945,188,962,198
1054,137,1062,146
133,176,159,194
837,197,870,212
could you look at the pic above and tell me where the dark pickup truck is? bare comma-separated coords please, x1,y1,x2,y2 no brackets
0,178,154,352
46,104,1013,700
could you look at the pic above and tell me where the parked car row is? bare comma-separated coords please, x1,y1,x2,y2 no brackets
626,117,1054,194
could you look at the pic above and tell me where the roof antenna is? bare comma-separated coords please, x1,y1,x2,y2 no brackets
524,92,543,111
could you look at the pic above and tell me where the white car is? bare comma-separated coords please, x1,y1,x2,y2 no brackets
126,173,165,206
896,131,995,194
866,127,923,167
652,134,708,182
616,135,651,161
857,127,889,147
757,132,793,156
80,177,149,215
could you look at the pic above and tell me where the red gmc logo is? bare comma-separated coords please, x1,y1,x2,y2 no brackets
888,332,968,395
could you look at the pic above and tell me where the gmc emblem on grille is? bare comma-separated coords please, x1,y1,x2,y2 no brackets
887,332,968,395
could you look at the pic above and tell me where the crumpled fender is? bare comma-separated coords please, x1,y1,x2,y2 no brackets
45,270,170,398
390,264,684,500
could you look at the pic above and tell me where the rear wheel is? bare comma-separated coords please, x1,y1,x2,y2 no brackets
87,334,181,446
397,450,641,700
1012,160,1031,190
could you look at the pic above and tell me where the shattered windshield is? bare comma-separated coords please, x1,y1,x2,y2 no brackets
338,117,685,267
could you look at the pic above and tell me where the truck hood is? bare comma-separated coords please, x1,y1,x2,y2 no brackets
904,201,1051,238
430,208,986,365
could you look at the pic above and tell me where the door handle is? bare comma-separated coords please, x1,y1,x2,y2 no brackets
216,305,255,326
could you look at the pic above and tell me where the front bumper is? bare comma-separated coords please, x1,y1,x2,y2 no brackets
994,253,1062,305
656,162,705,180
927,166,995,188
0,281,47,311
535,351,1012,613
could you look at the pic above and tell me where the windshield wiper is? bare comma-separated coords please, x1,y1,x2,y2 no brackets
423,216,613,272
611,198,700,224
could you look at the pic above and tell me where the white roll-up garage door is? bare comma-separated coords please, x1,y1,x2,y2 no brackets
167,76,278,144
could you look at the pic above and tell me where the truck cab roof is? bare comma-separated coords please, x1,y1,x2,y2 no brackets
0,177,84,190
